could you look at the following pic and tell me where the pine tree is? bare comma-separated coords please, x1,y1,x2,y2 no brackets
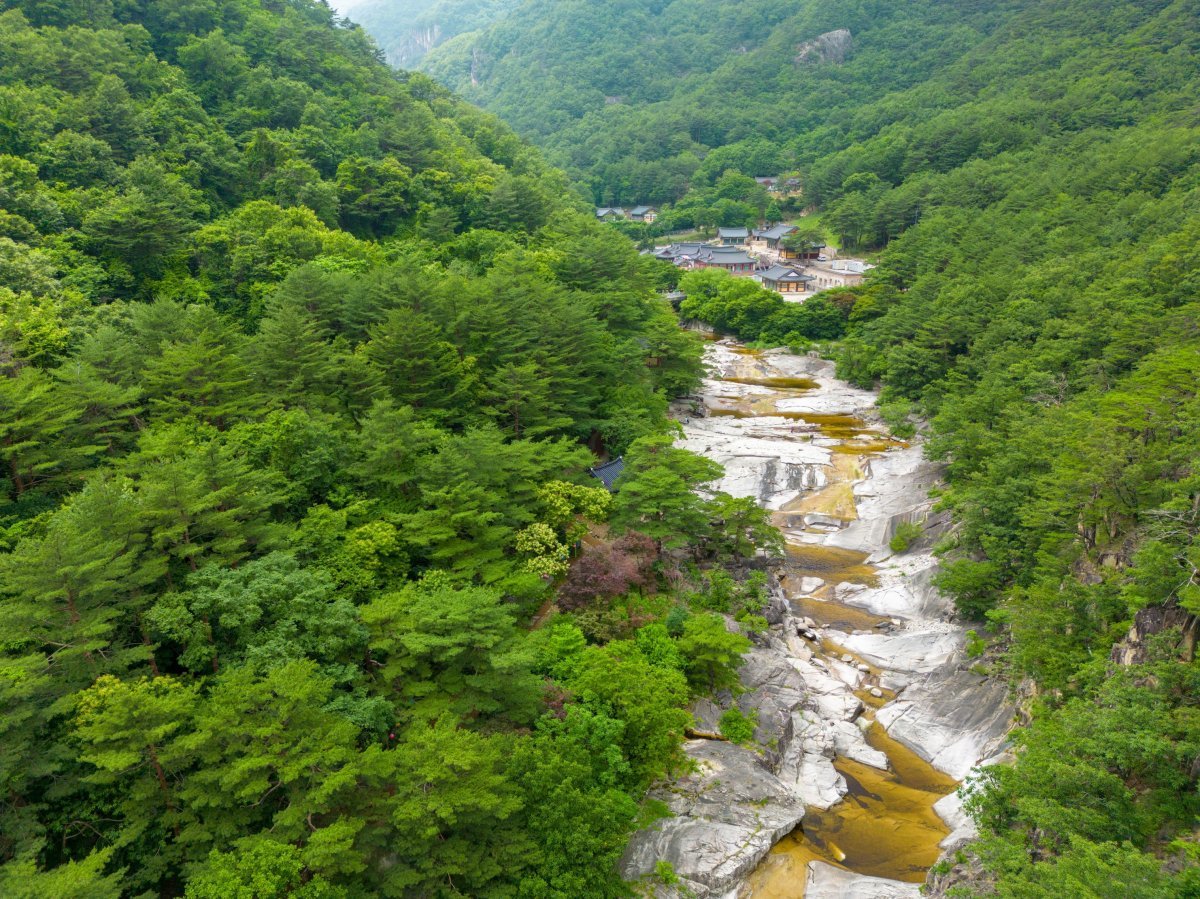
0,366,105,499
175,661,380,868
365,309,478,421
139,307,258,428
0,476,163,691
249,296,341,411
124,426,286,580
382,717,524,895
611,434,722,549
485,361,571,439
73,674,200,887
362,578,541,724
676,612,751,693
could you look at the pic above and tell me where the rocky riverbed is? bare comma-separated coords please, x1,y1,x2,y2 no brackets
620,341,1012,898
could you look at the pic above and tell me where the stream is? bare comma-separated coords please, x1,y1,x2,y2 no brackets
664,339,1012,898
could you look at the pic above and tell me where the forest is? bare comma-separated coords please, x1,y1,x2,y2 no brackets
6,0,1200,893
417,0,1009,216
0,1,791,895
355,0,1200,892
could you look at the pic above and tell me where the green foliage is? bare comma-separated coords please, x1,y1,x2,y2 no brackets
678,269,849,344
185,837,346,899
963,630,986,659
348,0,1200,889
968,658,1200,894
0,1,718,894
888,520,923,554
612,433,722,549
362,577,542,725
677,612,751,694
718,707,758,745
566,642,692,788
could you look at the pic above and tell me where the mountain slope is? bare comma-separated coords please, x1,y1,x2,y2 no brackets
0,2,730,896
416,0,1012,205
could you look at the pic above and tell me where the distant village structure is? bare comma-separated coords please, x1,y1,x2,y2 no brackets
782,239,825,262
760,264,815,293
648,219,874,299
809,259,871,289
595,205,657,223
754,223,797,248
652,243,756,275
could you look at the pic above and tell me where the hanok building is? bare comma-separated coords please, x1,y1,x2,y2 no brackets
595,207,627,221
781,238,826,262
717,226,750,246
759,264,815,295
754,223,798,249
628,205,658,223
694,245,756,275
651,242,707,268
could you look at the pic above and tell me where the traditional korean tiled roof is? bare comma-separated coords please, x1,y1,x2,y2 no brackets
757,223,798,242
588,457,625,492
760,264,815,283
696,245,754,266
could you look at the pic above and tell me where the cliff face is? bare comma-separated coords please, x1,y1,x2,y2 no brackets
347,0,520,69
392,22,443,68
795,28,853,64
1110,602,1200,666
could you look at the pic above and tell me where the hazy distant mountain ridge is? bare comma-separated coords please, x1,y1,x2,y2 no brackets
347,0,520,68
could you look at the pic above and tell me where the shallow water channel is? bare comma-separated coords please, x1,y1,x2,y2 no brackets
684,343,960,896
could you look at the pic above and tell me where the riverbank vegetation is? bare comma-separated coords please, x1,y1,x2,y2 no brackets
0,2,787,895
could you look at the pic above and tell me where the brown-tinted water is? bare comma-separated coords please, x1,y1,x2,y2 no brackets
743,723,956,896
788,595,890,633
722,376,821,390
784,543,880,588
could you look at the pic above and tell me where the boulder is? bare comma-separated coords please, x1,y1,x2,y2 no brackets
735,644,807,767
874,669,1012,779
620,740,804,898
806,862,920,898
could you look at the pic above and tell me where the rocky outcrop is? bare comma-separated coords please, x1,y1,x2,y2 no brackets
795,28,853,65
1110,600,1200,665
620,739,805,899
874,670,1012,780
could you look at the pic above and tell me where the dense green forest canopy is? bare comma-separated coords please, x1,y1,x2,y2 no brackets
344,0,1200,890
409,0,1012,211
7,0,1200,893
0,1,787,895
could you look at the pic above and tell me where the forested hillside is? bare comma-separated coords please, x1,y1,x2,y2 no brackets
417,0,1011,210
335,0,518,69
382,0,1200,891
0,2,784,895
